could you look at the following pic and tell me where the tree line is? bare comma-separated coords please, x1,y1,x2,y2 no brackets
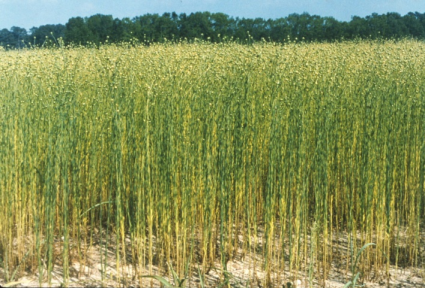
1,11,425,48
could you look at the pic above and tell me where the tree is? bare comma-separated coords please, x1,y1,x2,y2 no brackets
133,14,159,42
348,16,369,39
0,28,14,47
385,13,407,38
404,13,425,38
5,10,425,48
9,26,28,48
64,17,93,45
29,24,65,46
250,17,270,40
158,12,179,41
210,13,234,41
179,12,214,40
87,14,114,45
322,17,343,41
234,17,250,41
118,17,137,42
269,18,291,42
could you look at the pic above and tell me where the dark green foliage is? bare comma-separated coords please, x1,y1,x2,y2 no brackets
2,11,425,48
64,17,93,45
0,26,27,48
29,24,65,46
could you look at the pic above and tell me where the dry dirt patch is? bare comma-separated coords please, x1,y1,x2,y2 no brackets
1,228,424,287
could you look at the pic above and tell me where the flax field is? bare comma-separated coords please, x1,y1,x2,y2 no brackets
0,40,424,287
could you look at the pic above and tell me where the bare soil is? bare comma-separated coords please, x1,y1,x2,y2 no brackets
1,227,424,288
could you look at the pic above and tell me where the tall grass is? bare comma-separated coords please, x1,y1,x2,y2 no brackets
0,39,424,286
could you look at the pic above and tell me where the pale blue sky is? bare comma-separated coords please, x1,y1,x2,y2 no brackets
1,0,425,30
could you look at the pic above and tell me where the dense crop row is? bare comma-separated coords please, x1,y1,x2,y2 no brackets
0,40,424,286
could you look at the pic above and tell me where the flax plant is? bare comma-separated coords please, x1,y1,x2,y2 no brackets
0,39,424,286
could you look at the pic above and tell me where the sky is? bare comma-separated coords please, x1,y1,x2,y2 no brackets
1,0,425,31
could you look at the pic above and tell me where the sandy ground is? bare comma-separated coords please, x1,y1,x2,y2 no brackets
1,228,424,288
